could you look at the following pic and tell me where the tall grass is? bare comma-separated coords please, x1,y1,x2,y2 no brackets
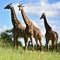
0,39,60,60
0,47,60,60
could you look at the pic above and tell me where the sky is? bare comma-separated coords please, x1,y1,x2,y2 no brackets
0,0,60,46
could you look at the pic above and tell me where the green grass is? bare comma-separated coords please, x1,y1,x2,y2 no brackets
0,47,60,60
0,38,60,60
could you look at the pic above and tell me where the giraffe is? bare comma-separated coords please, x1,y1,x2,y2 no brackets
40,13,58,51
18,4,42,50
4,3,29,50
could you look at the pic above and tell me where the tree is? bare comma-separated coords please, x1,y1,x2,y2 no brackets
0,32,12,47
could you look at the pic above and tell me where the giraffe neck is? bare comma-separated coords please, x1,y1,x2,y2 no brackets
21,9,33,26
43,16,52,31
10,7,22,28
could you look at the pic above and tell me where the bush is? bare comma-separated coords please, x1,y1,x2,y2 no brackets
0,32,12,48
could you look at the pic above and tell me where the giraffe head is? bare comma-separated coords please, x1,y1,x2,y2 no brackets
4,3,12,9
40,13,46,19
18,3,25,10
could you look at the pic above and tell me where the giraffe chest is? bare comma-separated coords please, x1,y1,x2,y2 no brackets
45,31,56,40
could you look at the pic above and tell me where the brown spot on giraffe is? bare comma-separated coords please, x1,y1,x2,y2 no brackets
40,13,58,51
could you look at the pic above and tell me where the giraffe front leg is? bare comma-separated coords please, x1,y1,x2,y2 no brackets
39,38,42,51
14,35,18,50
13,40,15,50
46,40,49,51
13,36,15,50
24,37,28,51
36,40,38,50
30,36,34,51
15,36,18,50
16,40,18,50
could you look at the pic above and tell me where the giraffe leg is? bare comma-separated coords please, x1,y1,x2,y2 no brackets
56,42,58,50
55,41,58,52
24,36,28,51
30,36,34,51
13,35,15,50
55,32,58,50
39,39,42,51
55,38,58,50
55,33,58,51
13,40,15,50
52,41,54,52
36,39,39,50
16,40,18,50
45,35,49,51
46,40,49,51
15,36,18,50
13,35,18,50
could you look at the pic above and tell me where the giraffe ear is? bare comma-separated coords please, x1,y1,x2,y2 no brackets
21,3,23,5
9,3,12,5
6,3,12,6
21,3,25,7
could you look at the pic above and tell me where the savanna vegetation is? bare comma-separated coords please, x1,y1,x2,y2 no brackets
0,31,60,60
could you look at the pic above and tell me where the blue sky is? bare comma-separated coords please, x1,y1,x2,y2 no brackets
0,0,60,45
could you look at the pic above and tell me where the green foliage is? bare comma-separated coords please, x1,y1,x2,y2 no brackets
1,32,11,40
0,32,12,48
6,28,13,33
0,31,22,48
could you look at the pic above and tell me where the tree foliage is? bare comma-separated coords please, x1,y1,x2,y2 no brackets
0,32,12,47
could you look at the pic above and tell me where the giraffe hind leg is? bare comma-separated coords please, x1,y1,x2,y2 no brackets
39,38,42,51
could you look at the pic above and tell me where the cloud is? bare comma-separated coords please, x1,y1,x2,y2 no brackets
21,0,60,18
0,25,7,33
13,0,60,18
